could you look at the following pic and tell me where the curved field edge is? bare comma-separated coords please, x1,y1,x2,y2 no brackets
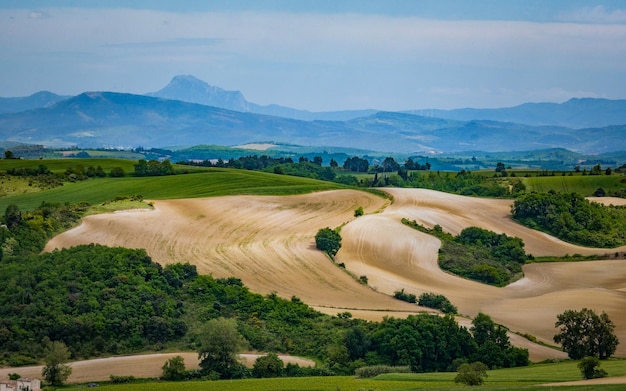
0,168,348,211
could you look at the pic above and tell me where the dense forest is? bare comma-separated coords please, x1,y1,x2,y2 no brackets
512,192,626,248
0,201,528,376
402,220,529,286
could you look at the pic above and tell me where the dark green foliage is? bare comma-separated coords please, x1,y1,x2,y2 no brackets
455,361,488,386
266,162,336,181
2,201,88,257
109,375,136,384
393,288,417,304
109,167,126,177
198,317,249,379
554,308,619,359
402,219,528,286
343,156,369,172
371,314,477,372
0,245,187,358
470,313,528,368
354,206,364,217
134,159,175,176
315,227,342,256
252,353,284,378
578,356,607,379
513,192,626,247
418,292,457,314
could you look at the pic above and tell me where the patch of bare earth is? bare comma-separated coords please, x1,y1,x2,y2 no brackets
0,353,313,383
45,188,626,367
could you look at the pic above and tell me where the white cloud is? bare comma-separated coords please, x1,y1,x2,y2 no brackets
558,6,626,24
0,7,625,109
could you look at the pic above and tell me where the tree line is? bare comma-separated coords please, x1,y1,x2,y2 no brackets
512,191,626,248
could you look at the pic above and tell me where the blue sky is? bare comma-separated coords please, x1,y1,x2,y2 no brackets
1,1,625,111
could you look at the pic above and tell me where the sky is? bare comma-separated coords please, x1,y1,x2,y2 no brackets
1,1,626,111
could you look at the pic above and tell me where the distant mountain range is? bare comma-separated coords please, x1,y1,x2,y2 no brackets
147,75,377,121
0,91,70,114
408,98,626,128
0,75,625,154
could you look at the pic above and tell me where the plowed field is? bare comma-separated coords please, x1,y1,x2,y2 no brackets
46,189,626,361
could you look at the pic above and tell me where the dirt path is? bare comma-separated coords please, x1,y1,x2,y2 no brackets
45,188,626,360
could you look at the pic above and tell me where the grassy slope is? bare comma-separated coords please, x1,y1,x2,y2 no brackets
66,359,626,391
522,174,624,195
0,168,346,211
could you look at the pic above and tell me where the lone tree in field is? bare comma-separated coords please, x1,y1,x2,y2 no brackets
198,317,249,379
162,355,186,381
554,308,619,359
42,340,72,386
315,227,342,257
455,361,488,386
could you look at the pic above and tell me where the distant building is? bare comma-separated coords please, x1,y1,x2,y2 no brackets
0,378,41,391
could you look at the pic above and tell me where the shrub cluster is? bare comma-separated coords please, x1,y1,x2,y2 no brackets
402,219,528,286
393,288,417,303
418,292,457,314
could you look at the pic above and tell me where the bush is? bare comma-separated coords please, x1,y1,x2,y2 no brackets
393,288,417,303
162,355,186,381
418,292,457,314
253,353,284,378
355,365,411,378
354,206,364,217
578,356,607,379
315,227,342,257
454,361,488,386
109,375,136,384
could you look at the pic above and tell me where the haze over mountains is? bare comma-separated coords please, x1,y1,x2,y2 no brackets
0,75,625,154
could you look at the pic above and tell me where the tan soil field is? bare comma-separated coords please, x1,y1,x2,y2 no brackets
45,188,626,367
0,353,313,383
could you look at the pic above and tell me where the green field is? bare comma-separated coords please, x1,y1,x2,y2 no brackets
0,168,346,211
66,359,626,391
521,174,625,196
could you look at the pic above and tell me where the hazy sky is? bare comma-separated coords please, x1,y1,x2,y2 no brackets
1,1,625,111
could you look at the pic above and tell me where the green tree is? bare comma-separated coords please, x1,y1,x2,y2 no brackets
315,227,342,257
41,341,73,386
4,150,16,159
253,353,284,378
3,204,22,228
198,317,249,379
161,355,186,381
454,361,488,386
109,167,126,177
354,206,364,217
554,308,619,359
578,356,607,379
